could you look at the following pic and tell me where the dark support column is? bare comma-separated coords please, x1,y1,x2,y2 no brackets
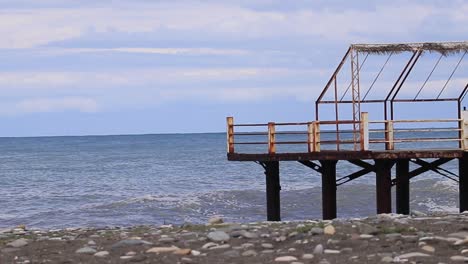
396,159,410,215
375,160,394,214
264,161,281,221
460,154,468,213
320,160,338,220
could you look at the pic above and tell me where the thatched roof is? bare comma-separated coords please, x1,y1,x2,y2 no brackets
351,41,468,56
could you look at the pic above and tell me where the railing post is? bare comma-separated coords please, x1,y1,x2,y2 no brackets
462,110,468,150
385,120,394,150
307,122,314,152
314,122,321,152
360,112,369,151
268,122,276,154
226,117,234,153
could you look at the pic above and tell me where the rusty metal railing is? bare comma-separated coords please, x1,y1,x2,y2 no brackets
226,112,468,154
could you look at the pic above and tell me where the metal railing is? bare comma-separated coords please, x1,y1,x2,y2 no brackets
226,112,468,154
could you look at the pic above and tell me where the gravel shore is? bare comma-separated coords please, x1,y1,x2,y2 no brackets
1,212,468,263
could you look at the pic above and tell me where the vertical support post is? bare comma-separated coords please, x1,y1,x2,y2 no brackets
320,160,337,220
268,122,276,154
385,121,394,150
314,122,321,152
264,161,281,221
307,122,314,152
350,48,361,151
360,112,369,151
396,159,410,215
462,110,468,150
460,153,468,213
375,160,394,214
226,117,234,153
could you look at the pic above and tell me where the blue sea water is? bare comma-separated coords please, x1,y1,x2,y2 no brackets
0,133,461,228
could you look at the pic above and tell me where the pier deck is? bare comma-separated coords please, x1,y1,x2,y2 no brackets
226,42,468,221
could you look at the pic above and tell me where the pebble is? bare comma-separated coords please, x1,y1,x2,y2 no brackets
7,238,28,248
222,250,240,258
310,227,324,235
242,250,258,257
208,216,223,225
359,234,374,239
450,255,468,262
209,244,231,250
381,256,393,262
421,245,435,253
146,246,180,253
398,252,430,259
94,251,109,257
202,242,218,249
302,253,314,260
191,250,201,256
313,244,324,255
324,225,336,235
181,257,194,263
262,243,274,249
324,249,340,254
75,247,97,254
207,231,230,242
174,248,192,255
275,256,298,262
111,239,152,248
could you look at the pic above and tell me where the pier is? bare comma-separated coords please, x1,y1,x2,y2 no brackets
226,42,468,221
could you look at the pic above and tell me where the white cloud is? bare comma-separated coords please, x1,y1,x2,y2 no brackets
0,1,466,49
1,97,99,115
43,47,250,56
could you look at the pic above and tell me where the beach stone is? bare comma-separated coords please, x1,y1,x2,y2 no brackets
275,256,298,262
262,243,274,249
302,254,314,260
158,237,176,243
94,251,109,257
398,252,430,259
324,249,340,254
76,246,97,254
262,249,275,254
411,210,426,217
241,243,254,249
208,216,223,225
181,257,194,263
242,231,259,239
146,246,180,253
207,231,230,242
222,250,240,258
7,238,28,248
111,239,152,248
242,250,258,257
381,256,393,262
174,249,192,255
313,244,324,255
421,245,435,253
191,250,201,256
359,234,374,239
357,223,378,235
324,225,336,235
202,242,218,249
450,255,468,262
461,249,468,254
310,227,324,235
210,244,231,250
448,232,468,239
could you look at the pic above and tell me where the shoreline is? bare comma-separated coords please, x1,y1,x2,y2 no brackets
1,212,468,263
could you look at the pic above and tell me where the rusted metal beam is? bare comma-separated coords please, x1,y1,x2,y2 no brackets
336,167,373,186
316,47,352,103
375,159,395,214
411,158,459,182
227,117,234,154
260,161,281,221
228,150,464,162
460,153,468,213
320,160,338,220
396,159,410,215
298,160,322,173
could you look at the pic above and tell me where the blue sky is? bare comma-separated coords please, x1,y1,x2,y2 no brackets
0,0,467,137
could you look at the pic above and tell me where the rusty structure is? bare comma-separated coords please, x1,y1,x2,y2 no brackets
226,41,468,221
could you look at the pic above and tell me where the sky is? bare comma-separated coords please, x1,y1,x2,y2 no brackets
0,0,467,137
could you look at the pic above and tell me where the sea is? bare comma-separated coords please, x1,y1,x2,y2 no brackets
0,132,461,228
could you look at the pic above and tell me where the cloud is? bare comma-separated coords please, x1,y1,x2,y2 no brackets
0,1,467,49
0,97,98,115
43,47,250,56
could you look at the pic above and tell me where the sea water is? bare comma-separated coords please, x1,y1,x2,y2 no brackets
0,133,460,228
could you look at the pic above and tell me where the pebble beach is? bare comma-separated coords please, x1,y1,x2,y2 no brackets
2,212,468,263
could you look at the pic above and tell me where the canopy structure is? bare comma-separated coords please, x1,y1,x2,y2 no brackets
316,41,468,144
